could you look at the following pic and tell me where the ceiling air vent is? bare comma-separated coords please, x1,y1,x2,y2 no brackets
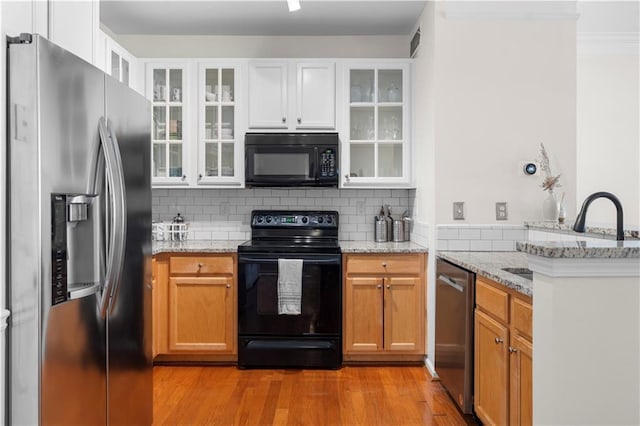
410,27,420,58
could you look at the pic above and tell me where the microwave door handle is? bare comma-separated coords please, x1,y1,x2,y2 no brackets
312,147,319,182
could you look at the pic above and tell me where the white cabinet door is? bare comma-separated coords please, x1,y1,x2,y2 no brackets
48,0,98,65
342,62,412,188
248,61,288,129
296,62,335,129
147,63,191,186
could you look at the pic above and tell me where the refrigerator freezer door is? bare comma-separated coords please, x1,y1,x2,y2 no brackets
8,35,107,425
105,77,153,426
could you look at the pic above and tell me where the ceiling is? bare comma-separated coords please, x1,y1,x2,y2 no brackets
100,1,427,36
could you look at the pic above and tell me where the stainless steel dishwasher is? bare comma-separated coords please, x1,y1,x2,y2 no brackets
435,258,475,415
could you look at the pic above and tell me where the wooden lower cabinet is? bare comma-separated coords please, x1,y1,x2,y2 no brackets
474,276,533,426
152,253,237,362
343,253,426,362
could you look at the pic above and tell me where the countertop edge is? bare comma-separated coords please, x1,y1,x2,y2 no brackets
438,251,532,297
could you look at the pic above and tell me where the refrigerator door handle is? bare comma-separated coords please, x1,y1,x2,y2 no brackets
97,118,127,318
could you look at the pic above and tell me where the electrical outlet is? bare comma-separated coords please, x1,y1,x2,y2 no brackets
453,202,465,220
496,202,508,220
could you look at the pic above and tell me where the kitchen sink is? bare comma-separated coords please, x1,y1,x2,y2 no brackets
501,267,533,281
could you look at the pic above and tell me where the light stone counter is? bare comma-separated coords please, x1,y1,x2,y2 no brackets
525,221,639,240
437,251,531,297
516,239,640,259
152,240,245,255
339,241,428,254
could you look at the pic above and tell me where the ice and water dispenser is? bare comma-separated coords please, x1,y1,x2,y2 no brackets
51,193,99,305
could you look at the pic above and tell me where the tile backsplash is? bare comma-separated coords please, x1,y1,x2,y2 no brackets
437,224,528,252
153,188,413,241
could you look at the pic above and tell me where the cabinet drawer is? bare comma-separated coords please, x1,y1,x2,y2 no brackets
511,297,533,340
346,254,422,275
170,256,234,275
476,278,509,323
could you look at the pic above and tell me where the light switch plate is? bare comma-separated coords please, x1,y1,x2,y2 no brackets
453,202,465,220
496,202,508,220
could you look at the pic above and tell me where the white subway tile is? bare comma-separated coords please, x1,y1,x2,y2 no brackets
459,229,481,240
492,240,515,251
448,240,471,251
481,229,503,240
503,229,527,241
437,228,459,239
211,231,229,240
470,240,493,251
350,232,366,240
436,240,449,250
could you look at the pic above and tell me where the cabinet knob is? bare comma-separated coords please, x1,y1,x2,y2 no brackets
181,175,187,181
198,174,203,181
509,346,518,353
386,284,391,289
377,284,382,289
494,337,504,344
382,262,388,268
226,284,231,289
197,263,203,269
345,174,350,182
297,117,301,124
282,117,286,123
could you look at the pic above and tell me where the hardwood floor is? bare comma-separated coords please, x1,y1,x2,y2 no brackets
153,365,476,425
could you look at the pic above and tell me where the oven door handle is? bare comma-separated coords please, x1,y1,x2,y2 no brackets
239,255,340,265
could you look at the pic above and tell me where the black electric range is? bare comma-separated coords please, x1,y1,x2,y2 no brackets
237,210,342,369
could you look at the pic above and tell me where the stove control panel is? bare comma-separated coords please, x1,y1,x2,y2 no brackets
252,212,338,228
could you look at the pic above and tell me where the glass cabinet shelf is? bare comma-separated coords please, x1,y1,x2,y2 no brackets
199,65,238,181
151,66,186,183
345,64,409,185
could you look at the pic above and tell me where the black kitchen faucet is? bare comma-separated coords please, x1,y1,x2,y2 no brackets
573,191,625,241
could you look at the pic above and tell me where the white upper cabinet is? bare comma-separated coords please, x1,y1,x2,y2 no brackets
48,0,99,65
248,60,335,130
342,62,412,188
147,62,191,186
197,62,244,186
296,62,335,129
248,61,288,129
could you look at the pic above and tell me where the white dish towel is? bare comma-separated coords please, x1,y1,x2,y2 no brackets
277,258,303,315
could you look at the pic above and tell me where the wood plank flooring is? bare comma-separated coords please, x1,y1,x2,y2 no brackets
153,365,476,425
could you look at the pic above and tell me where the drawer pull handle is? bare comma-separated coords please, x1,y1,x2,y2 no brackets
494,337,504,344
509,346,518,353
197,263,203,269
381,262,387,267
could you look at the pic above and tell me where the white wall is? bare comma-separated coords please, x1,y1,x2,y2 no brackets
112,34,409,58
577,47,640,228
412,1,437,369
432,9,577,225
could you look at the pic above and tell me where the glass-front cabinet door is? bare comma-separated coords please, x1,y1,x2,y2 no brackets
148,64,188,185
198,63,243,185
343,63,411,187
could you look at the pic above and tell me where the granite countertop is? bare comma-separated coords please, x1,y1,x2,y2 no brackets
438,251,532,297
339,241,428,253
153,240,428,255
526,221,639,240
516,239,640,259
153,240,245,255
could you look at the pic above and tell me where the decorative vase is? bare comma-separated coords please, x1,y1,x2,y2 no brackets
542,190,559,223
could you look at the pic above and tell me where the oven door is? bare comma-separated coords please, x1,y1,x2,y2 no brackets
238,253,341,337
245,145,317,187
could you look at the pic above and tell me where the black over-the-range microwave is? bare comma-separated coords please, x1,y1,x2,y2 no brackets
245,133,339,187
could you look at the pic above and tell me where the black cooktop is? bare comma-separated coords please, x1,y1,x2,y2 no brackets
239,210,340,254
238,238,341,254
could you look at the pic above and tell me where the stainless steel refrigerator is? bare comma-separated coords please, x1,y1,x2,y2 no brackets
6,34,152,425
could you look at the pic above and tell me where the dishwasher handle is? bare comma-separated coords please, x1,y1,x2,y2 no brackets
438,274,465,293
